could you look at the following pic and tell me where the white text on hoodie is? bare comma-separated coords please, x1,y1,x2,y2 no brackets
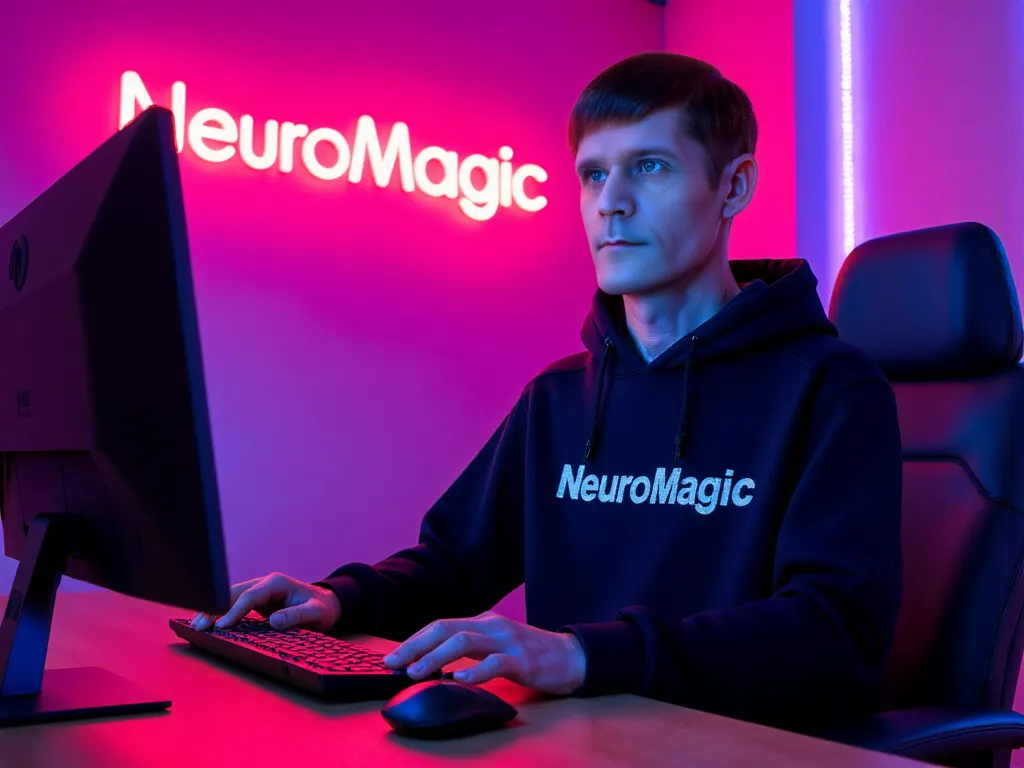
556,464,755,515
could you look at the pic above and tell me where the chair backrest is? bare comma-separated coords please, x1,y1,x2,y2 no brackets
829,221,1024,713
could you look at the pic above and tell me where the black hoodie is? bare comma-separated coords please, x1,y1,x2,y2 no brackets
318,258,903,732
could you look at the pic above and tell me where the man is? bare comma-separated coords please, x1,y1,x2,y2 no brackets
193,52,903,733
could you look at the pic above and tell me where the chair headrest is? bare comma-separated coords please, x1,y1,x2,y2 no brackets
828,222,1023,380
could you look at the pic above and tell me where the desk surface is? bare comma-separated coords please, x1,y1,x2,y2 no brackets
0,590,930,768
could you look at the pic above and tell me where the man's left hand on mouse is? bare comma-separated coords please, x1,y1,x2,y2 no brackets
382,612,587,695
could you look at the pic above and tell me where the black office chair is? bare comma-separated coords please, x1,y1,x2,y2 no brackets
821,221,1024,768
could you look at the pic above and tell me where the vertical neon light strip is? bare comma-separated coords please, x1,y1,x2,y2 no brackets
839,0,855,256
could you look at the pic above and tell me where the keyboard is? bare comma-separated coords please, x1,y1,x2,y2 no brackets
169,617,437,701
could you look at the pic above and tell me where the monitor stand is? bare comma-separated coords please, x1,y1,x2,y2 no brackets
0,514,170,727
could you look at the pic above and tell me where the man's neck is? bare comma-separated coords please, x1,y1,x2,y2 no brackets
623,258,741,363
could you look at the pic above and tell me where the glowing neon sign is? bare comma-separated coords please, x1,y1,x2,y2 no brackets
118,71,548,222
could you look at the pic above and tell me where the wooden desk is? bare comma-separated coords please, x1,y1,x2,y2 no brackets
0,590,930,768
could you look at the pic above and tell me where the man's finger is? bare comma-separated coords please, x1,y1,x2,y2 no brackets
401,618,459,647
216,579,285,627
229,578,262,604
190,578,263,630
385,618,479,668
269,601,320,630
406,631,500,680
452,653,518,685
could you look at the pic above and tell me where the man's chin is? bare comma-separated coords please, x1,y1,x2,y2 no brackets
596,274,664,297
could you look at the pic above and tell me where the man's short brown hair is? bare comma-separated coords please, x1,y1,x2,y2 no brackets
568,53,758,187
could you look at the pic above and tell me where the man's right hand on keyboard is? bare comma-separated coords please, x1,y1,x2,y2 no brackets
190,572,342,633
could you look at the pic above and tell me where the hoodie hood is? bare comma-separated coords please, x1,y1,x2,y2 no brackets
580,259,837,461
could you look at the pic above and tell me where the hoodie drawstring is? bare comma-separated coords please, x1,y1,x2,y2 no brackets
674,336,700,461
584,338,614,461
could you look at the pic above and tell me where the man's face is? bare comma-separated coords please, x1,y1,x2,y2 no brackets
576,107,730,296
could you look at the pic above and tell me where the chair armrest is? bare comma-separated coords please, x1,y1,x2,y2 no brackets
817,706,1024,761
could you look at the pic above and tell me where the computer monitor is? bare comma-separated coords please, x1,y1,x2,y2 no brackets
0,105,231,726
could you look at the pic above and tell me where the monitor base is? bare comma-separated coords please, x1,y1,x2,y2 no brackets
0,666,170,727
0,514,172,726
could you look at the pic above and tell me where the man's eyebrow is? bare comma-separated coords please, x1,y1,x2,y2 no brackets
574,147,681,174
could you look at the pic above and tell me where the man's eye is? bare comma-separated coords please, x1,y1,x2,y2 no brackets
584,169,606,184
639,159,665,174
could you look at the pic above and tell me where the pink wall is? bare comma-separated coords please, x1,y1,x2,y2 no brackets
0,1,662,616
853,0,1024,286
663,0,798,265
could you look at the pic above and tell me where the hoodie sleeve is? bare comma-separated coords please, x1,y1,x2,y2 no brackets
313,393,527,641
560,376,903,731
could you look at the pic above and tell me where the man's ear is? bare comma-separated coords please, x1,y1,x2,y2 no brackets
721,154,758,220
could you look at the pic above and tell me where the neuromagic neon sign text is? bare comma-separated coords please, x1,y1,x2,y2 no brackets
118,71,549,222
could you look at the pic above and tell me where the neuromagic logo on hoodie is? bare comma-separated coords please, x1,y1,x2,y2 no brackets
556,464,755,515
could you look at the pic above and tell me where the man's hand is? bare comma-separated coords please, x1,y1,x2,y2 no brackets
190,572,342,633
383,612,587,696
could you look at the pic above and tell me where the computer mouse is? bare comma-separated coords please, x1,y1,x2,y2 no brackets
380,678,518,739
